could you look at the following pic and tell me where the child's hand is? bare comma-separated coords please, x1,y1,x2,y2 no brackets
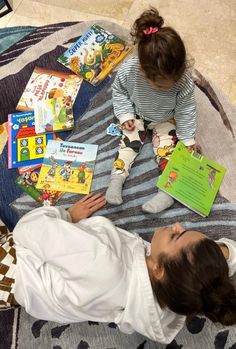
123,120,135,131
68,193,106,223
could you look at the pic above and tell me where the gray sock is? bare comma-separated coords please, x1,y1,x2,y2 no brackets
142,191,174,213
105,175,126,205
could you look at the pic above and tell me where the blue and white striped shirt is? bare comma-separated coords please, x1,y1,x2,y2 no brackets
112,57,197,146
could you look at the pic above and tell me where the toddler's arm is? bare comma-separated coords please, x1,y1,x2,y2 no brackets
112,63,136,125
174,74,197,147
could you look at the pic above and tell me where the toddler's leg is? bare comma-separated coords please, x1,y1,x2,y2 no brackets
142,190,174,213
142,121,177,213
105,173,126,205
106,118,146,205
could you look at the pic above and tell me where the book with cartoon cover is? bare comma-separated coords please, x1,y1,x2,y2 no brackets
157,142,226,217
36,140,98,194
18,163,43,174
16,67,82,133
8,111,54,169
16,165,64,206
57,24,132,86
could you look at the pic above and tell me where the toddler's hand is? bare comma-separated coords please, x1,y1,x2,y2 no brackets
68,192,106,223
123,120,135,131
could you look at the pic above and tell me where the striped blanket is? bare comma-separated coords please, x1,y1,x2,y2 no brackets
10,75,236,241
0,22,236,349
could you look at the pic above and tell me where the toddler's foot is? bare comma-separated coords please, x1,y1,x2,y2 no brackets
105,175,126,205
142,191,174,213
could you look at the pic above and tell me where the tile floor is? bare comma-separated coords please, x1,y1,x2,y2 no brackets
0,0,236,105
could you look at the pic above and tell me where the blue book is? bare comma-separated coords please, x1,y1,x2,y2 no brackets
8,111,54,169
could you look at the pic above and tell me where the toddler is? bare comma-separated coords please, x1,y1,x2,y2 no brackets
106,8,197,213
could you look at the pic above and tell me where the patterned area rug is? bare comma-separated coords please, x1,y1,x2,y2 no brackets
0,22,236,349
0,0,12,18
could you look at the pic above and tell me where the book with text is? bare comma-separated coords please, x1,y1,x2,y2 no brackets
16,67,82,133
8,111,54,169
157,142,226,217
36,140,98,194
57,24,132,86
16,165,64,206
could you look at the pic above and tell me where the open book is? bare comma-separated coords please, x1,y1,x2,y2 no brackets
157,142,226,217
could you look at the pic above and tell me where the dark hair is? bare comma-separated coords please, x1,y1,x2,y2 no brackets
131,7,187,82
151,238,236,326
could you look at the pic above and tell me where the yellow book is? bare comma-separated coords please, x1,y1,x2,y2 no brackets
36,140,98,194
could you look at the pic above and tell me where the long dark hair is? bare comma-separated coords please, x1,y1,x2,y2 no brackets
131,7,187,82
151,238,236,326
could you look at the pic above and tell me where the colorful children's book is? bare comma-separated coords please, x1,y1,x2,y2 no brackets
16,166,64,206
18,164,42,175
57,24,132,86
36,140,98,194
16,67,82,133
8,111,54,169
157,142,227,217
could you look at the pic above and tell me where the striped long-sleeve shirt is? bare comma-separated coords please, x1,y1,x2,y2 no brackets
112,57,197,146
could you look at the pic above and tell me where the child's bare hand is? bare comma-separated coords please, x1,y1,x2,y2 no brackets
68,193,106,223
123,120,135,131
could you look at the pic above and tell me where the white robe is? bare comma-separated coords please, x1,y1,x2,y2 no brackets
12,207,236,344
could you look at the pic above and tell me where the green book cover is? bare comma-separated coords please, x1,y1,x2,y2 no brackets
157,142,226,217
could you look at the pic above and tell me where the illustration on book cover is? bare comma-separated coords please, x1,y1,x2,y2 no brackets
8,111,54,169
16,165,63,206
157,142,226,217
16,67,82,133
36,140,98,194
58,24,132,86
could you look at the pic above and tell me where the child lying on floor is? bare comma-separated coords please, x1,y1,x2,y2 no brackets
1,193,236,343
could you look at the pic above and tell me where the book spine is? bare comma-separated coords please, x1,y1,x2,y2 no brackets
7,114,12,169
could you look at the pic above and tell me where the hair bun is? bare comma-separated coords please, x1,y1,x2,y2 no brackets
131,7,164,43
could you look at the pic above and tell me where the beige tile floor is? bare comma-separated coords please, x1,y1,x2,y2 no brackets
0,0,236,105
